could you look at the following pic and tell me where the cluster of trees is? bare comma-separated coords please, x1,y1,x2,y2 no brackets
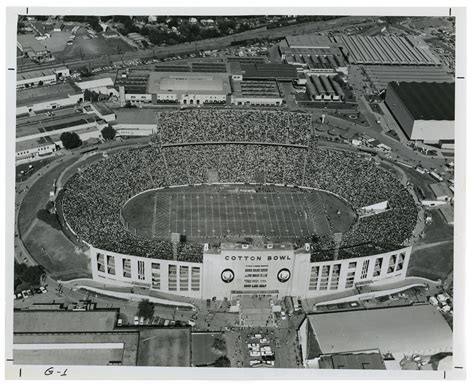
37,204,61,231
15,262,45,287
137,299,154,319
101,125,116,141
63,15,102,32
60,132,82,150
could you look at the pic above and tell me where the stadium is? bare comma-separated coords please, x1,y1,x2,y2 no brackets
58,109,419,300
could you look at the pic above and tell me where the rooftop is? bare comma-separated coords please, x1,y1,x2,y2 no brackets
114,108,159,125
306,305,452,356
14,309,118,333
17,34,50,53
17,82,82,107
387,81,455,121
16,111,99,139
148,72,230,94
319,353,386,370
16,136,55,152
286,34,333,49
76,77,114,90
430,182,454,198
240,63,297,80
14,331,139,366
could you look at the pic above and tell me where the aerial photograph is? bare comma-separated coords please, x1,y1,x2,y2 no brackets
9,10,459,374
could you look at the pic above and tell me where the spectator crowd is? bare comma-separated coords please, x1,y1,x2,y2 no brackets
158,110,312,146
61,141,417,263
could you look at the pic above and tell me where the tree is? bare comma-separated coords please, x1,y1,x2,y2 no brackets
212,356,231,367
37,209,61,230
137,299,154,320
212,336,227,352
101,125,116,141
22,265,45,286
60,132,82,150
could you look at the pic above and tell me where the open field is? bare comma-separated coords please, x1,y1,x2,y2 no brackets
122,185,356,240
23,219,90,279
17,157,77,235
408,241,453,281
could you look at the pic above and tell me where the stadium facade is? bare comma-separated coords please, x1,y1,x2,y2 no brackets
91,243,411,300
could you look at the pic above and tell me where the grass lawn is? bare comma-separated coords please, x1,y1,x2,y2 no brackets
137,328,191,367
23,219,90,280
122,185,355,240
423,209,454,244
407,241,453,281
18,157,78,235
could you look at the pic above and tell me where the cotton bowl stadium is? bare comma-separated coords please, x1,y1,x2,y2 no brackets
49,109,419,300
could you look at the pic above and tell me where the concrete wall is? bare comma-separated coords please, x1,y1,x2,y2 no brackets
89,245,412,300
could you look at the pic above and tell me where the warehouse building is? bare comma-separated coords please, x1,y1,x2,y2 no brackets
16,67,70,90
280,46,347,75
384,82,455,147
285,34,334,49
305,75,345,101
335,35,440,66
16,82,84,116
364,65,454,92
298,304,452,368
111,108,159,137
116,70,231,106
230,79,283,106
76,77,117,97
13,308,191,367
17,34,51,62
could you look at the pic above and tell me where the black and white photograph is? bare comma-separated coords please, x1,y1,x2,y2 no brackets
3,3,468,380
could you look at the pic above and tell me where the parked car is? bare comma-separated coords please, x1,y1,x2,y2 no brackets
134,316,139,325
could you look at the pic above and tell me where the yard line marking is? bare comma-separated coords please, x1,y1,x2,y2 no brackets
290,193,305,237
281,193,295,237
271,193,283,237
231,193,237,235
217,193,223,237
251,194,259,235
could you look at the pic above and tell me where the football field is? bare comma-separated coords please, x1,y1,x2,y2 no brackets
153,191,326,239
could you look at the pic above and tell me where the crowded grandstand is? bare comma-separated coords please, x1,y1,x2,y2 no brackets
60,110,418,263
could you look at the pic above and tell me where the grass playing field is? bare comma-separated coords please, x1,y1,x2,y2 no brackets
122,185,356,241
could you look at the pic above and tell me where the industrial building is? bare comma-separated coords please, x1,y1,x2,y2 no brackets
116,70,231,106
335,35,440,66
15,107,106,163
16,67,70,90
111,108,159,137
285,34,334,49
17,34,51,62
305,74,345,101
318,353,386,370
298,305,453,368
230,79,283,106
280,46,347,74
76,77,117,97
385,82,455,146
16,82,84,116
232,62,298,82
13,308,191,366
364,65,454,92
